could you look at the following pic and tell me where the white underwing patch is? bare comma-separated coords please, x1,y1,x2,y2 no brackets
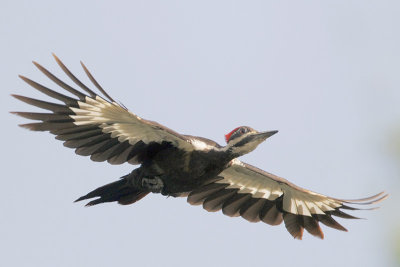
217,163,344,216
69,96,195,151
189,138,219,151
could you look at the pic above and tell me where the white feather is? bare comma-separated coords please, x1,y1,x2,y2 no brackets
68,96,195,151
218,160,346,216
189,139,218,151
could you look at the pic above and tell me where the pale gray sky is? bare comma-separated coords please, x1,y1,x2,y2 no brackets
1,1,399,267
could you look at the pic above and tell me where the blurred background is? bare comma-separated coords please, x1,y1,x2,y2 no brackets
1,1,399,266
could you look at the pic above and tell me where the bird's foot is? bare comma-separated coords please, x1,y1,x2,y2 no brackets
142,177,164,193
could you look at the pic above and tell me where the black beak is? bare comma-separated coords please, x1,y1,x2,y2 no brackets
232,130,278,149
254,130,278,141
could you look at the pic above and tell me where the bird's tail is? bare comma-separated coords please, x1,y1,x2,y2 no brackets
75,175,149,206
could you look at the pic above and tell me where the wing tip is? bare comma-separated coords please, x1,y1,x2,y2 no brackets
11,94,21,99
32,60,46,72
74,194,95,206
294,233,303,240
18,123,33,130
11,94,29,105
10,112,30,121
318,232,325,240
342,191,389,205
18,75,35,86
52,53,63,65
80,60,89,73
74,197,85,203
17,123,45,131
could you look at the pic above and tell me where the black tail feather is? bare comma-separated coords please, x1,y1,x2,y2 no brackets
75,177,149,206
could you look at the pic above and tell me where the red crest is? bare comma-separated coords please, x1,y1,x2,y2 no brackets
224,126,242,143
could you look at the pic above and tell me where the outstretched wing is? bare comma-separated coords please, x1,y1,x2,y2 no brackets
187,159,387,239
12,54,194,165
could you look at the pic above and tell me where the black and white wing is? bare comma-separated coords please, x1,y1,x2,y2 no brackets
12,55,195,164
188,159,387,239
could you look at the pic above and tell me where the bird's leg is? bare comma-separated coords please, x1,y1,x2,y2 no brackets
126,165,165,193
139,163,166,193
141,176,164,193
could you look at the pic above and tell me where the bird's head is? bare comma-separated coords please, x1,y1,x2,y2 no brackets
224,126,278,157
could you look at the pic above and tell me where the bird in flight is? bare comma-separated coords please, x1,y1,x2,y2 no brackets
12,55,387,239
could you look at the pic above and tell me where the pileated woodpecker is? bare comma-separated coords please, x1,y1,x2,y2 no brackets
12,55,387,239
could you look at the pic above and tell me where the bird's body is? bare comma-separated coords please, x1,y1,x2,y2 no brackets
150,143,227,194
129,138,231,196
13,55,387,239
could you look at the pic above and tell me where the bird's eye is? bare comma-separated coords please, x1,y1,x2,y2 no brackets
240,128,246,134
